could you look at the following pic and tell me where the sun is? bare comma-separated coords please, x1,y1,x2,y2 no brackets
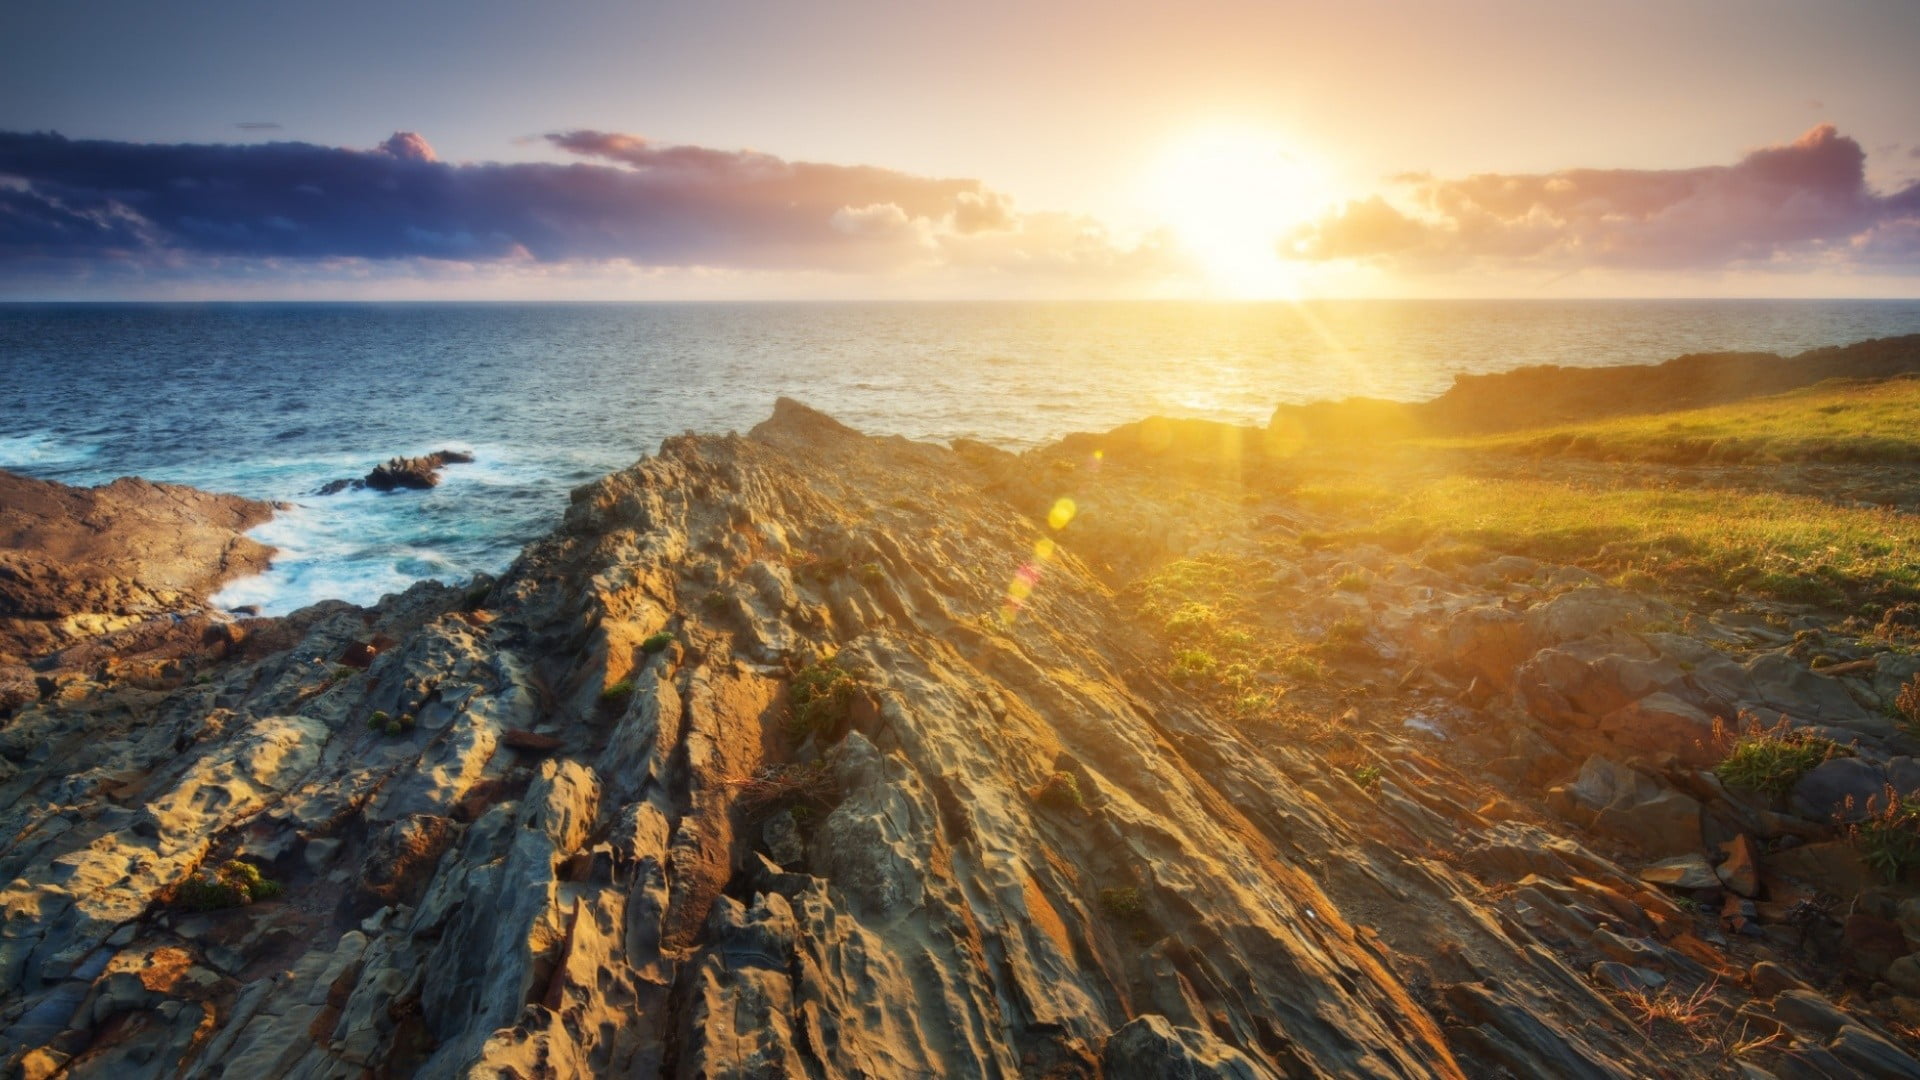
1146,126,1334,298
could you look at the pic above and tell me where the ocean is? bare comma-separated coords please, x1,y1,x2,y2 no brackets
4,299,1919,614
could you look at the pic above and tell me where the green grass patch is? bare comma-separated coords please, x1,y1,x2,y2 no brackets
1308,475,1919,607
640,631,675,654
1130,554,1336,708
1435,378,1920,465
1714,719,1844,798
1098,886,1144,919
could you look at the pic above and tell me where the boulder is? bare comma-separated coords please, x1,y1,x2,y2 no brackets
1745,653,1883,734
1790,757,1888,823
353,814,456,911
1516,638,1687,732
1549,757,1704,858
1596,692,1720,766
1525,587,1670,645
1716,834,1760,898
1640,854,1719,891
1444,605,1532,690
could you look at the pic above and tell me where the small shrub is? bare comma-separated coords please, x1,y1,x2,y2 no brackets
1714,718,1842,798
600,679,636,705
1169,648,1217,683
178,859,280,910
1099,886,1145,919
640,631,675,654
1279,654,1325,682
789,657,866,739
1350,764,1382,789
398,712,416,730
859,562,886,584
1163,602,1220,640
366,711,389,730
384,720,403,735
1037,771,1085,811
1856,786,1920,883
1895,676,1920,733
727,761,839,818
702,590,730,611
1334,571,1371,593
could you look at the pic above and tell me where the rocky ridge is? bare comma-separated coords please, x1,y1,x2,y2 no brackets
2,397,1918,1078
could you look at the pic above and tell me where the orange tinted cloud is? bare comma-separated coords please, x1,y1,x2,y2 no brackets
1293,125,1920,271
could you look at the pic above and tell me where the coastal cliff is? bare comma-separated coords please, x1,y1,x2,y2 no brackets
7,354,1920,1077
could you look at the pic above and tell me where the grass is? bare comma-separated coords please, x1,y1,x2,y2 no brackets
1098,886,1144,919
1713,717,1843,799
1350,763,1382,789
788,656,866,739
640,631,675,654
1129,554,1335,717
1286,380,1920,608
1436,378,1920,465
1302,475,1920,607
599,679,636,705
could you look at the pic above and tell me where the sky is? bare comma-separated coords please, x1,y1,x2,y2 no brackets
3,0,1919,299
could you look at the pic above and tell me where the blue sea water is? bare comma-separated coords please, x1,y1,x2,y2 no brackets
4,300,1920,614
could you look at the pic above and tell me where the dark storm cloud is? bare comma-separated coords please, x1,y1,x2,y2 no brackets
0,129,1146,276
1293,125,1920,271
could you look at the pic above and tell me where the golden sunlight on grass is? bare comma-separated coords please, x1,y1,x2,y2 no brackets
1430,377,1920,465
1145,126,1333,298
1297,474,1920,606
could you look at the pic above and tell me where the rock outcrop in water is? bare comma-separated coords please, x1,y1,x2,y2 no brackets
5,395,1920,1078
0,470,275,717
317,450,476,496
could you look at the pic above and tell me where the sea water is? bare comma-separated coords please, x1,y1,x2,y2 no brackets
4,299,1919,614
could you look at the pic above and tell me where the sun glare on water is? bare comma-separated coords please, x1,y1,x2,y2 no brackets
1147,127,1334,299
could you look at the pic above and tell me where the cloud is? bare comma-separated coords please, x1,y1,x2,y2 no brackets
234,122,283,132
1292,124,1920,272
0,128,1172,287
377,131,437,162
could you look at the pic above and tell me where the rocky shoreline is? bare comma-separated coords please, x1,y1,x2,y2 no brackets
0,472,279,719
5,339,1920,1077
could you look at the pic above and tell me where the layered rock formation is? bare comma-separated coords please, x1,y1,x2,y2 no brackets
3,399,1917,1078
